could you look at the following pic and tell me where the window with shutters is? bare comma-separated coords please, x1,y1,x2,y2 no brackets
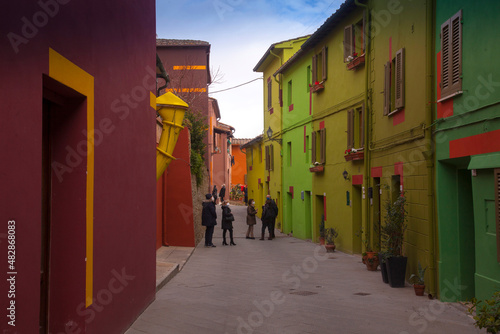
306,66,312,92
287,80,293,109
312,46,327,84
267,78,272,111
344,15,365,63
347,105,365,150
311,129,326,164
495,168,500,262
259,144,262,163
383,48,405,116
440,10,462,100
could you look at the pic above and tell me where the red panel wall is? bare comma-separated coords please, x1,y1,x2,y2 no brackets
0,1,156,333
164,128,196,247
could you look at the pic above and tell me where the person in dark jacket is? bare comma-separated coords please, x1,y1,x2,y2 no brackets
221,200,236,246
260,195,278,240
246,199,257,239
202,193,217,247
212,185,218,204
219,184,226,202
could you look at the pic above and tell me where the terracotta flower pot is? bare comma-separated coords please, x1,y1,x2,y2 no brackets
413,284,425,296
364,252,379,271
325,244,336,252
319,237,325,245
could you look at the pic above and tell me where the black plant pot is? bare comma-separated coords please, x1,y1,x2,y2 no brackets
386,256,407,288
380,261,389,284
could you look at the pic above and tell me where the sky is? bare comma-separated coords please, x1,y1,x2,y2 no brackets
156,0,344,139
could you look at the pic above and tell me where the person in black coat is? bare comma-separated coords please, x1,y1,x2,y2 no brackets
260,195,279,240
221,200,236,246
219,184,226,201
212,185,218,204
202,193,217,247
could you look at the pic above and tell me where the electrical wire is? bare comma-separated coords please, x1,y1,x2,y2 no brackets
209,77,263,94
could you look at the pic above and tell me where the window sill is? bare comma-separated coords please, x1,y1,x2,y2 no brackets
344,151,364,161
437,91,463,103
387,107,404,117
346,54,365,70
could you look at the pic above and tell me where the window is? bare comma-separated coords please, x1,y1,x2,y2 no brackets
344,15,365,62
287,142,292,166
267,78,272,111
347,105,365,149
259,144,262,163
312,46,327,83
305,135,309,163
311,129,326,164
440,10,462,99
383,48,405,115
265,145,274,171
287,80,292,106
306,65,311,92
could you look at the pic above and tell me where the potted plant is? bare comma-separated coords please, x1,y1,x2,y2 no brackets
378,252,390,284
468,291,500,334
324,227,338,252
381,193,408,288
359,229,379,270
318,215,325,245
409,262,427,296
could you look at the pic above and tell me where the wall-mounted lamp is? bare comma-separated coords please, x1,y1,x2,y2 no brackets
342,169,350,181
266,126,282,144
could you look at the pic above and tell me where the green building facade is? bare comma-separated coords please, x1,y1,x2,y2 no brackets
435,0,500,301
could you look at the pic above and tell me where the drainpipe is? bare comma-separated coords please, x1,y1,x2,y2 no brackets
156,92,189,180
425,0,437,299
355,0,373,251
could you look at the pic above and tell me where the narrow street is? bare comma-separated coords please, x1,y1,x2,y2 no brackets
126,204,479,334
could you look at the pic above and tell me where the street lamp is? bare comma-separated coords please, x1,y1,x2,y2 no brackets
266,126,282,144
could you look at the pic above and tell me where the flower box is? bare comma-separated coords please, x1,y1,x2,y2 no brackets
309,165,324,173
346,54,365,70
311,83,324,93
344,152,364,161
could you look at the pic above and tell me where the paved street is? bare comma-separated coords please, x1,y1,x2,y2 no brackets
126,204,479,334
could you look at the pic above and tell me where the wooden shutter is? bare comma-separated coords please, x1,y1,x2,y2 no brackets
383,62,391,115
322,46,328,81
347,109,354,149
265,145,270,170
495,168,500,262
395,48,405,109
270,144,274,171
312,55,317,83
267,80,272,110
441,10,462,98
311,131,317,163
344,25,353,62
320,128,326,164
362,10,366,53
360,104,365,148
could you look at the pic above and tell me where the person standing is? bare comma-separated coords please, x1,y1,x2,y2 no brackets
243,186,248,205
212,185,218,204
267,195,278,239
219,184,226,202
221,200,236,246
202,194,217,247
261,195,278,240
246,199,257,239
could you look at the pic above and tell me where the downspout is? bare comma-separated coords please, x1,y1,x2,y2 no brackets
425,0,437,298
355,0,373,251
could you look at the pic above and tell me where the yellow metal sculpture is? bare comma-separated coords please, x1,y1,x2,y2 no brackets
156,92,188,180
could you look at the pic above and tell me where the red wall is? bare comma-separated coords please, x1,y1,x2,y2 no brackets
164,128,196,247
0,1,156,333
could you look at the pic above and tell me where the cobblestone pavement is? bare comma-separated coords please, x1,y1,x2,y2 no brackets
126,204,479,334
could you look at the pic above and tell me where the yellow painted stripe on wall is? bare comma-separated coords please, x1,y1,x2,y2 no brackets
173,65,206,70
49,48,95,307
165,88,207,93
